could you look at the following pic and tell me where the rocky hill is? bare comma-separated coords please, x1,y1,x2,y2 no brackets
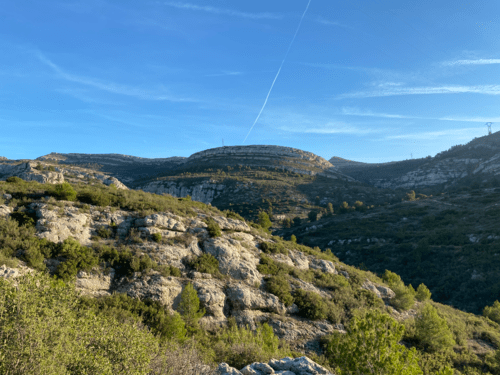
333,131,500,190
1,179,499,374
37,152,186,185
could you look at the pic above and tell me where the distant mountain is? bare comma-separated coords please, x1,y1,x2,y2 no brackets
331,131,500,190
37,152,186,185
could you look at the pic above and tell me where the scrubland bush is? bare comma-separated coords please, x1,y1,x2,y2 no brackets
483,300,500,324
0,273,158,375
265,274,294,306
260,241,288,255
187,253,220,276
383,270,416,310
152,232,162,243
205,217,222,238
53,182,77,201
325,310,423,375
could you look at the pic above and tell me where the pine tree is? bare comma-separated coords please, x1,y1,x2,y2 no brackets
415,303,455,352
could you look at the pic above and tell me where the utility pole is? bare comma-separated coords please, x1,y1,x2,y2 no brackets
486,122,493,135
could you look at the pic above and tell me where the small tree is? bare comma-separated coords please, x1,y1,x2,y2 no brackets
406,190,416,201
308,210,319,222
415,303,455,352
483,300,500,324
258,211,272,232
290,234,297,243
177,283,205,333
292,217,301,226
415,283,432,302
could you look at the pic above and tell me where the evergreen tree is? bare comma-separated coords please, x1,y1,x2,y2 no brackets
415,284,432,302
177,283,205,333
258,211,272,231
415,303,455,352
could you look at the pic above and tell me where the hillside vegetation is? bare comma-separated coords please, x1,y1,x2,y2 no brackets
0,179,500,374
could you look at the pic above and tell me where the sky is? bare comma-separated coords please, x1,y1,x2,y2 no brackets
1,0,499,162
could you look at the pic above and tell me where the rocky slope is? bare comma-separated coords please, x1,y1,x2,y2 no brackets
0,160,128,189
333,131,500,190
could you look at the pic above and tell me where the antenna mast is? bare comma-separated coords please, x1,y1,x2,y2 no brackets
486,122,493,135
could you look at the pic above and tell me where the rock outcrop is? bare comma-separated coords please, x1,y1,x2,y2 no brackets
216,356,334,375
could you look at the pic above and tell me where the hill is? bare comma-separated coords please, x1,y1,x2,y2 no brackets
1,178,499,374
333,131,500,191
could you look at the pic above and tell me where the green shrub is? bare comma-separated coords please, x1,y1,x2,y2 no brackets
96,225,114,239
53,182,77,201
55,237,99,280
415,283,432,302
260,241,288,255
293,289,329,320
205,217,222,238
483,300,500,324
186,253,220,276
257,255,291,276
290,234,297,243
10,211,36,227
224,210,245,222
415,303,455,352
5,176,25,184
265,275,294,306
308,210,319,222
213,322,290,370
325,310,423,375
152,232,162,243
0,273,158,374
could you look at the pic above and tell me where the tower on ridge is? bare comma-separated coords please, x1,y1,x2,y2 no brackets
486,122,493,135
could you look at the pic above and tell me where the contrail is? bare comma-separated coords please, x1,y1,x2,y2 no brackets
243,0,312,143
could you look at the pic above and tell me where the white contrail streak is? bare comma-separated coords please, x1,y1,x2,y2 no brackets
243,0,312,143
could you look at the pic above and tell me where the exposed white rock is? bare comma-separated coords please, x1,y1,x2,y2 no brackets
226,283,286,315
0,205,13,217
309,258,336,274
34,203,92,245
361,280,395,299
217,356,334,375
76,269,114,296
116,274,183,308
288,251,309,270
204,237,261,286
193,279,227,318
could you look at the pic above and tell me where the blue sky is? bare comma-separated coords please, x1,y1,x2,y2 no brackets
1,0,499,162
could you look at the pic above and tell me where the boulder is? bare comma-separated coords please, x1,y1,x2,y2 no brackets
116,274,183,308
0,205,13,217
226,283,286,315
362,280,395,299
216,363,243,375
193,279,226,318
204,237,261,286
75,269,114,296
309,258,336,274
34,204,92,245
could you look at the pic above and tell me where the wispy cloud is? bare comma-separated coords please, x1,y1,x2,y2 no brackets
386,127,483,140
205,71,243,77
279,122,383,135
340,107,500,123
36,52,195,102
315,16,352,29
337,84,500,99
441,59,500,66
162,2,282,20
